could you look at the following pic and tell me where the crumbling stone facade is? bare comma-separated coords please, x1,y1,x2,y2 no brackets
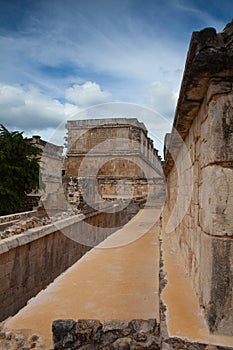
66,118,160,177
163,21,233,335
29,135,64,194
65,118,165,207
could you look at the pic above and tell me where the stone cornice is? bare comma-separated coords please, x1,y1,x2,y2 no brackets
164,20,233,176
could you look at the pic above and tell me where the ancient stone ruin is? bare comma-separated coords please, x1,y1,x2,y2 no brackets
0,20,233,350
65,118,165,210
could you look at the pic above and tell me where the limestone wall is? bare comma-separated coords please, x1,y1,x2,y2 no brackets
0,206,127,322
163,22,233,335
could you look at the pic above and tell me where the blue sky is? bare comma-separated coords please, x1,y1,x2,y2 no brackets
0,0,232,155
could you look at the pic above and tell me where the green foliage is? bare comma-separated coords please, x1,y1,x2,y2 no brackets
0,124,42,215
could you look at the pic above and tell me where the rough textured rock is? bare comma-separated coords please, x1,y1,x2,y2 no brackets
164,20,233,175
52,319,159,350
0,208,86,240
52,319,233,350
163,20,233,336
162,338,233,350
0,330,46,350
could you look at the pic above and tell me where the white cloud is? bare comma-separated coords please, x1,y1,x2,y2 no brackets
0,9,185,100
144,81,178,119
0,82,113,145
0,84,80,130
65,82,112,107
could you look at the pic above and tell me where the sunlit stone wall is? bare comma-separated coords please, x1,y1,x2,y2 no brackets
163,22,233,335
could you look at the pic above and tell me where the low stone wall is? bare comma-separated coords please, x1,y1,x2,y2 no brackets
52,319,160,350
0,210,39,225
0,204,127,322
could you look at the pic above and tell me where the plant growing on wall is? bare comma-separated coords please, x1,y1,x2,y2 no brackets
0,124,42,215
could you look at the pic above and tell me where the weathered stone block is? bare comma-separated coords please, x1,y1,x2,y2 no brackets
200,94,233,167
163,20,233,336
199,165,233,236
199,234,233,335
52,319,159,350
207,80,232,104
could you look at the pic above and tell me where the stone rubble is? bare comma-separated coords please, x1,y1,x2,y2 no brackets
0,208,81,240
0,326,48,350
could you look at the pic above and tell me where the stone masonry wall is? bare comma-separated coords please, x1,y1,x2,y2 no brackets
0,205,127,322
52,319,160,350
163,22,233,335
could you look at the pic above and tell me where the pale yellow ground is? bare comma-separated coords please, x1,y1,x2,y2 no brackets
161,228,233,347
3,209,161,348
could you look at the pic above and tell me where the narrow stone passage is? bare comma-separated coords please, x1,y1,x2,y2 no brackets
3,209,161,348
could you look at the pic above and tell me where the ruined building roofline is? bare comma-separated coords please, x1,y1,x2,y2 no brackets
29,135,63,150
66,117,147,133
66,118,159,152
28,135,64,159
164,19,233,175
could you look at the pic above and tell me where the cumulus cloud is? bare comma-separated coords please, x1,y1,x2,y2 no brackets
65,82,112,107
0,82,113,144
144,81,178,119
0,84,80,130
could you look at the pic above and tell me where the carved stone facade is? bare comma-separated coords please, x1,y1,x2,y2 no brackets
163,21,233,335
65,118,165,207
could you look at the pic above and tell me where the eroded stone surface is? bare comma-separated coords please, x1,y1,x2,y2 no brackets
163,20,233,336
0,329,46,350
52,319,159,350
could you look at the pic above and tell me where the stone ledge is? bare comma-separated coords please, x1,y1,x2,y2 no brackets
0,203,120,255
0,210,38,224
0,216,82,255
0,205,116,254
66,118,147,133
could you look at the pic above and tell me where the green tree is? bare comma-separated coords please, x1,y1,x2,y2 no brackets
0,124,42,215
